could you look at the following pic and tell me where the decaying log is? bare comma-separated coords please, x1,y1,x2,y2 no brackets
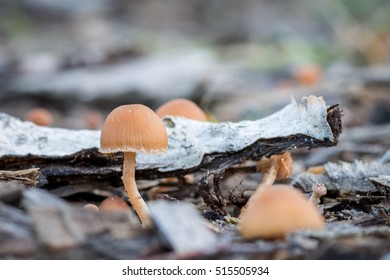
293,160,390,194
0,96,342,187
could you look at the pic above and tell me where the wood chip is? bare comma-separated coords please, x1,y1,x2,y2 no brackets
368,175,390,195
0,181,25,203
21,188,141,251
0,201,36,256
148,200,217,254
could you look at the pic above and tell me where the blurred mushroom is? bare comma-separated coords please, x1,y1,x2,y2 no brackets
100,104,168,227
99,196,131,212
293,64,322,86
155,98,207,121
307,165,325,174
25,107,54,126
246,152,293,208
155,98,206,184
83,203,99,212
84,109,104,129
239,184,324,239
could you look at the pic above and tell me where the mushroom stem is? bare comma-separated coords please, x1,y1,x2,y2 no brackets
245,152,292,209
122,152,152,227
309,183,327,206
244,163,278,209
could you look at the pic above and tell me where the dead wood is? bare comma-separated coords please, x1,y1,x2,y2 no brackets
368,175,390,195
0,96,342,189
0,181,25,204
0,181,389,259
0,201,37,256
148,200,218,254
0,184,218,259
293,160,390,194
0,168,40,186
197,171,228,216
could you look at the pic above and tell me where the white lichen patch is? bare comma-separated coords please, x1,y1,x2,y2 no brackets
0,113,100,157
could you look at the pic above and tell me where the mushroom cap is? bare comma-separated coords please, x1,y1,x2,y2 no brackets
83,203,99,212
100,104,168,154
25,107,54,126
99,196,130,211
155,98,207,121
312,183,327,197
294,64,322,86
239,184,324,239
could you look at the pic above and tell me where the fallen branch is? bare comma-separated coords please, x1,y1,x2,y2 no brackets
0,96,342,187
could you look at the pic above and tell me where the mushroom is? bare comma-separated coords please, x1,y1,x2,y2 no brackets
307,165,325,174
239,184,324,239
155,98,207,121
309,183,327,206
25,107,54,126
99,196,131,212
83,203,99,212
84,109,104,129
293,64,322,86
245,152,293,208
155,98,206,184
100,104,168,227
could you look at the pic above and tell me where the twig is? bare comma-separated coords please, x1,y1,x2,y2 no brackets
0,168,40,186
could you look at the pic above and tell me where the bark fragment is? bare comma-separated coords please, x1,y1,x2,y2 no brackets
148,200,218,254
0,168,40,186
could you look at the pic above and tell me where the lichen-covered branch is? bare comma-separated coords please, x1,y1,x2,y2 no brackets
0,96,342,185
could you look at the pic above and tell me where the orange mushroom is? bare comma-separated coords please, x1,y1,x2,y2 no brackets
100,104,168,227
25,107,54,126
155,98,207,121
239,184,324,239
293,64,322,86
307,165,325,174
84,109,104,130
245,152,293,209
99,196,131,212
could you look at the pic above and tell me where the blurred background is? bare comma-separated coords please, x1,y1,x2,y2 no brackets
0,0,389,129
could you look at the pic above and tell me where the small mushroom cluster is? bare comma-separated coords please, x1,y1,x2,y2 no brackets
98,98,327,239
239,153,326,239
